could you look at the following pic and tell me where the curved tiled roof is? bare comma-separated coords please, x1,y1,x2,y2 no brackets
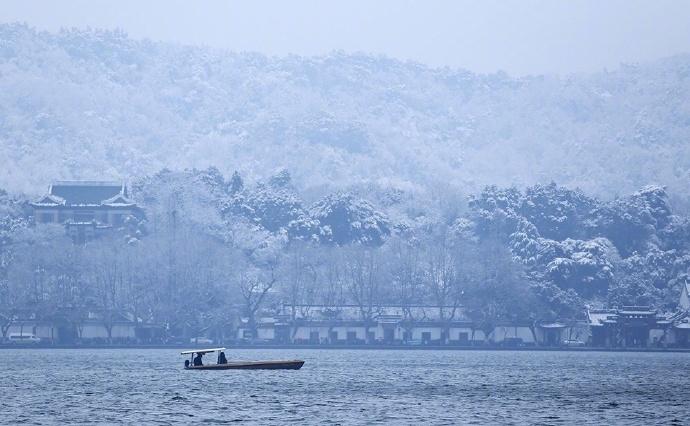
32,181,136,207
49,181,125,206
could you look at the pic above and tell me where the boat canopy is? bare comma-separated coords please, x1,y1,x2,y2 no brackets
181,347,226,355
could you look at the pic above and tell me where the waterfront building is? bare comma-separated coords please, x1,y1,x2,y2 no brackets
587,286,690,349
1,309,161,344
588,306,674,348
236,304,588,346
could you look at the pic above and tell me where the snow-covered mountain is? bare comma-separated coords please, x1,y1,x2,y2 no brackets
2,23,690,204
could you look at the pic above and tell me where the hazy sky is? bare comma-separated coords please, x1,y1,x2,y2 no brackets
2,0,690,75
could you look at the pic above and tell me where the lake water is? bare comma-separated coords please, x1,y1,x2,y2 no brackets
1,348,689,425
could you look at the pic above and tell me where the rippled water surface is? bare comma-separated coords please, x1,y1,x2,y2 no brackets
2,348,689,425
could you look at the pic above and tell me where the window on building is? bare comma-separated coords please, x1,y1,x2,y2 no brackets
40,213,53,223
421,332,431,343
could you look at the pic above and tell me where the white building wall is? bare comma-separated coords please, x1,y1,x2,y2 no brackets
7,323,140,341
471,330,487,341
412,327,442,341
80,324,136,339
448,327,476,342
649,328,669,344
330,326,367,340
256,328,275,340
292,326,331,341
111,325,136,339
81,325,107,338
7,323,57,339
292,327,312,341
34,325,58,340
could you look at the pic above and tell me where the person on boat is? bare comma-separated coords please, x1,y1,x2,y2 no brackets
218,351,228,364
193,352,203,366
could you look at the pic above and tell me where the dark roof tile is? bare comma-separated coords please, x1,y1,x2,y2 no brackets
49,181,125,206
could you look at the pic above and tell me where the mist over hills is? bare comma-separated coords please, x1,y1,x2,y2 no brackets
1,23,690,205
3,23,690,336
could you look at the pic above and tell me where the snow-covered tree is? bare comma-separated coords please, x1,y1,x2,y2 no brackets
468,185,523,241
588,185,672,256
520,182,596,241
310,192,391,246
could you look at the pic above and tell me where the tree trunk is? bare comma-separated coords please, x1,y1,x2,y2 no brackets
483,325,494,344
105,324,113,344
1,321,11,339
291,321,299,343
248,315,257,341
529,322,540,347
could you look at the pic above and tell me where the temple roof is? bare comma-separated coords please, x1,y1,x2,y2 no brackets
33,181,135,207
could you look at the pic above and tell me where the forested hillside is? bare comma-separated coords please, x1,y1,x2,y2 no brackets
2,24,690,332
2,24,690,206
2,167,690,337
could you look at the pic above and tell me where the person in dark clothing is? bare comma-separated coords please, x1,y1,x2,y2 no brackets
218,351,228,364
193,352,203,366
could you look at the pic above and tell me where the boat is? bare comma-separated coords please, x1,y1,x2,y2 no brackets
181,348,305,370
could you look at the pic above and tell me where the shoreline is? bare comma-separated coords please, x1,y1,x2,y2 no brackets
2,344,690,353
